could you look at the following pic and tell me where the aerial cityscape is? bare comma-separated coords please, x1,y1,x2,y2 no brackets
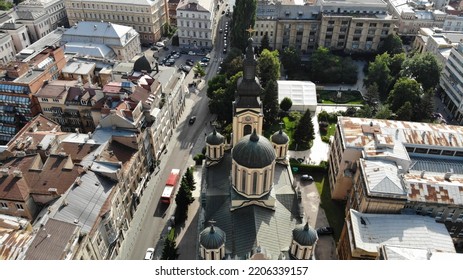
1,0,463,261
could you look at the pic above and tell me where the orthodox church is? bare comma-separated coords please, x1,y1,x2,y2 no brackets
198,38,318,260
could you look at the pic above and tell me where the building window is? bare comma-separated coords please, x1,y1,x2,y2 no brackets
0,202,7,208
16,203,24,210
252,172,258,194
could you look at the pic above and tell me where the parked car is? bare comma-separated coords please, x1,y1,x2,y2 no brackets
144,248,155,260
188,51,196,56
186,59,195,66
201,57,210,62
301,174,314,181
163,46,169,51
181,65,191,73
223,48,227,54
199,62,208,67
155,42,165,47
189,116,197,124
150,46,159,51
180,50,188,54
316,227,334,236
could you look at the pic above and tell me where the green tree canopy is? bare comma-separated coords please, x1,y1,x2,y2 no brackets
400,52,442,91
194,62,206,77
262,80,279,126
161,228,179,260
260,33,270,53
280,97,293,111
257,49,280,88
207,72,242,124
231,0,257,51
293,109,315,149
387,77,423,112
374,105,393,120
355,105,374,118
388,53,406,78
396,101,413,121
364,53,392,101
378,34,404,55
280,46,300,75
415,89,435,122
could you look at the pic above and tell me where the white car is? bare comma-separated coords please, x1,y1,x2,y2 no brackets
144,248,155,260
155,42,165,47
188,51,196,56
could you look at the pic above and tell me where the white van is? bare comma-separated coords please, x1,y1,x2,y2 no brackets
155,41,165,47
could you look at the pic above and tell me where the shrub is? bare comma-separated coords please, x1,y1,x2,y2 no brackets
321,136,330,143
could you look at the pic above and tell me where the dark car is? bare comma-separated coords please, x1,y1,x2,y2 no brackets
150,46,159,51
189,116,196,124
180,50,188,55
201,57,210,62
301,174,314,181
316,227,334,236
163,46,169,51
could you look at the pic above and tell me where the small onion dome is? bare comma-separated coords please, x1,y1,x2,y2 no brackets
232,129,276,169
199,224,226,249
271,129,289,145
206,128,224,145
133,55,151,72
292,222,318,246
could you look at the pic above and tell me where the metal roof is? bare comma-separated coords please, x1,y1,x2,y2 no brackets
349,209,456,255
360,159,406,197
51,171,115,233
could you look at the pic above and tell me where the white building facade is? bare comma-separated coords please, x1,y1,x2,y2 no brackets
176,0,214,49
64,0,168,44
0,33,15,64
17,0,68,30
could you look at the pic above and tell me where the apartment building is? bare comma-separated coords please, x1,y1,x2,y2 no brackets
318,0,396,53
61,21,141,62
330,117,463,243
176,0,215,49
35,80,100,133
0,23,31,53
15,11,53,43
386,0,446,39
254,0,396,53
440,40,463,124
168,0,180,26
413,27,461,64
337,209,455,259
17,0,68,30
0,46,66,144
64,0,168,44
0,32,15,64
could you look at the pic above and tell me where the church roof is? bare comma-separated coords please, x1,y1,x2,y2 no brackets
292,222,318,246
203,155,299,259
199,224,226,249
206,128,224,145
232,130,275,168
271,129,289,145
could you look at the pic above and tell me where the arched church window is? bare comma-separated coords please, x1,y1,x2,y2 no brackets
252,172,258,194
263,169,268,190
243,124,252,136
242,169,246,189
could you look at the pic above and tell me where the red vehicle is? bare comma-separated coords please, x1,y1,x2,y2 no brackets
161,169,180,204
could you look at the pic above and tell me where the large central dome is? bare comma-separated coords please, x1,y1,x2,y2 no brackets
232,130,276,168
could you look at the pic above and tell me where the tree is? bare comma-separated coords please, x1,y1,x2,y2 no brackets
182,167,196,191
355,105,374,118
221,48,243,78
388,53,406,78
378,34,404,55
194,62,206,77
396,102,413,121
374,105,393,119
400,52,442,91
262,80,279,126
280,97,292,112
171,35,179,46
387,77,423,112
415,89,435,122
231,0,257,51
161,228,179,260
260,33,270,52
174,180,194,225
293,109,315,149
280,46,300,75
364,53,392,101
257,49,280,89
364,83,380,106
207,72,242,124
